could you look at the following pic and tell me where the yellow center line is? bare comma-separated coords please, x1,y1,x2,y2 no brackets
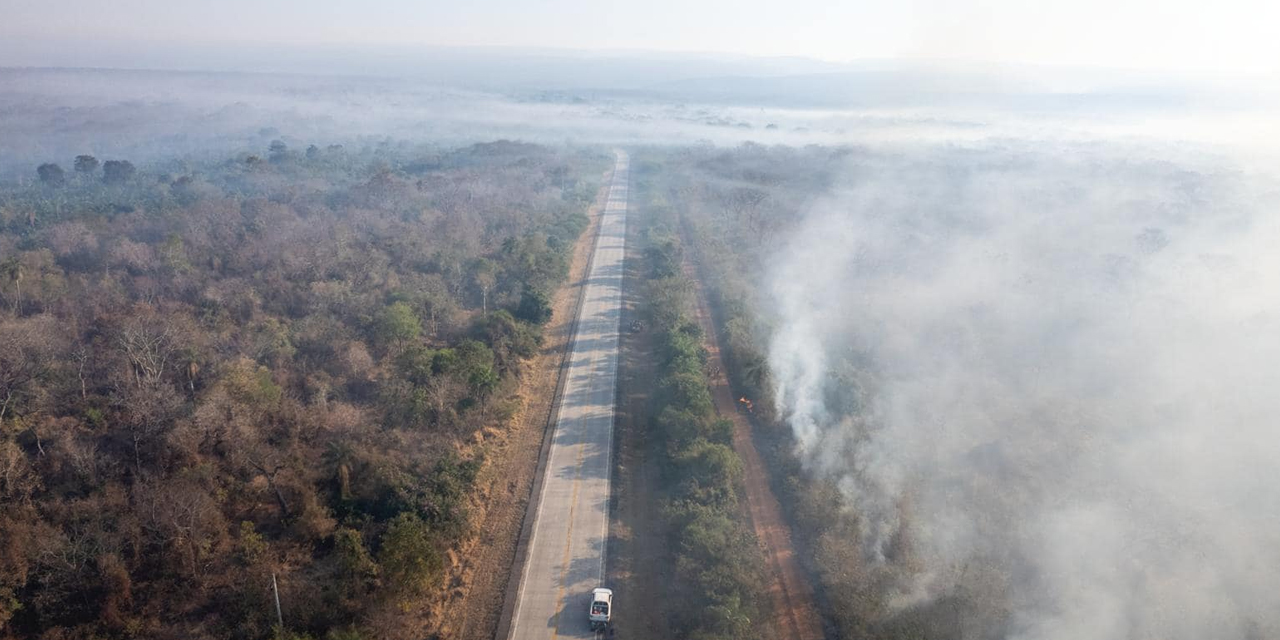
549,344,600,639
543,166,622,639
549,441,586,639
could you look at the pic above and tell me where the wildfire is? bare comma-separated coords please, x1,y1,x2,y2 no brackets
738,396,755,413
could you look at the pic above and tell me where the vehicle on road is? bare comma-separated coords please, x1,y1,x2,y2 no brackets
589,587,613,631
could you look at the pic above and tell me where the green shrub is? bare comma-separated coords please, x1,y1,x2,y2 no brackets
377,513,442,599
515,288,553,325
373,301,422,352
637,179,764,639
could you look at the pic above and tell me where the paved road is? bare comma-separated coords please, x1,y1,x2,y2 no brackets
508,151,628,640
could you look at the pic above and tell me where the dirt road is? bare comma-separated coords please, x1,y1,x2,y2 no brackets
683,249,827,640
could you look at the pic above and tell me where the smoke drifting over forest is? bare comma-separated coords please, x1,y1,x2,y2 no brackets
767,137,1280,638
6,59,1274,182
4,47,1279,639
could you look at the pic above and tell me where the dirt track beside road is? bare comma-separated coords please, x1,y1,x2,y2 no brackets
682,248,827,640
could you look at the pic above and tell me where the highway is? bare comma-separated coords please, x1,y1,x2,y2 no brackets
507,150,628,640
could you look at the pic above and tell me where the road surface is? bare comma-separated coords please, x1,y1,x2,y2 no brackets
508,151,628,640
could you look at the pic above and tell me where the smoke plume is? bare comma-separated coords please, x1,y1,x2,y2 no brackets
768,140,1280,639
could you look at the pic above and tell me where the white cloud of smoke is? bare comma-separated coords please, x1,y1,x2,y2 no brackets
768,139,1280,639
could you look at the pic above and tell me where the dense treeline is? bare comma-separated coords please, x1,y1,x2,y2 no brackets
640,144,962,640
0,139,609,639
637,171,765,640
640,143,846,420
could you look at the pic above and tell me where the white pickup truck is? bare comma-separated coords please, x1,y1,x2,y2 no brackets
588,587,613,631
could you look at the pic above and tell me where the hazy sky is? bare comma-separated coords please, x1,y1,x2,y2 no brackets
2,0,1277,74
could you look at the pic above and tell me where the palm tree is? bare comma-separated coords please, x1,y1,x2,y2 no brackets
323,440,357,502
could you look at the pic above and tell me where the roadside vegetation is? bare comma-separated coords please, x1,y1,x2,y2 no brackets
634,162,766,640
638,144,964,640
0,140,608,639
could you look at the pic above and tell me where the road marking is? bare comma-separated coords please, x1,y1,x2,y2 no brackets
551,353,599,640
508,152,628,640
550,433,589,639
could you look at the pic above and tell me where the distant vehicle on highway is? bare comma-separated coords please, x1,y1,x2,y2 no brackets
589,587,613,631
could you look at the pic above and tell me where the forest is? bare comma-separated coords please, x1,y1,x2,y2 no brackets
0,139,609,639
3,0,1278,634
636,137,1280,640
2,97,1276,640
631,171,766,640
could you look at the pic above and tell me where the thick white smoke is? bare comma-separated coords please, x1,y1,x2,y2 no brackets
767,141,1280,639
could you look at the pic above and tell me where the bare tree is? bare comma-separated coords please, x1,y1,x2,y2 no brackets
114,381,182,472
0,315,58,428
470,258,497,314
246,456,292,520
135,477,225,576
118,318,178,388
720,185,771,237
71,345,91,400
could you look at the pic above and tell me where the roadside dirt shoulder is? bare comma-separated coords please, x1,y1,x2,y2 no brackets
427,168,612,640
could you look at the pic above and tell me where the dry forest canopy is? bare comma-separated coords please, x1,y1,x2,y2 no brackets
0,139,609,639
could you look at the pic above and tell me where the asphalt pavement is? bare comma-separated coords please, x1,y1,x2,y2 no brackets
507,150,629,640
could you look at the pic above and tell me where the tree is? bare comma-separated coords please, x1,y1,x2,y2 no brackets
0,139,606,636
116,379,182,471
102,160,136,184
676,440,743,506
454,340,498,399
74,155,99,175
135,475,226,576
661,370,714,413
515,288,553,325
0,315,58,428
334,527,378,597
373,302,421,353
500,234,567,294
547,164,571,191
269,140,289,163
118,317,178,387
472,310,538,374
37,163,66,186
645,276,693,328
415,274,453,336
237,521,269,566
469,258,496,314
720,186,769,231
1,257,21,315
377,513,441,599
